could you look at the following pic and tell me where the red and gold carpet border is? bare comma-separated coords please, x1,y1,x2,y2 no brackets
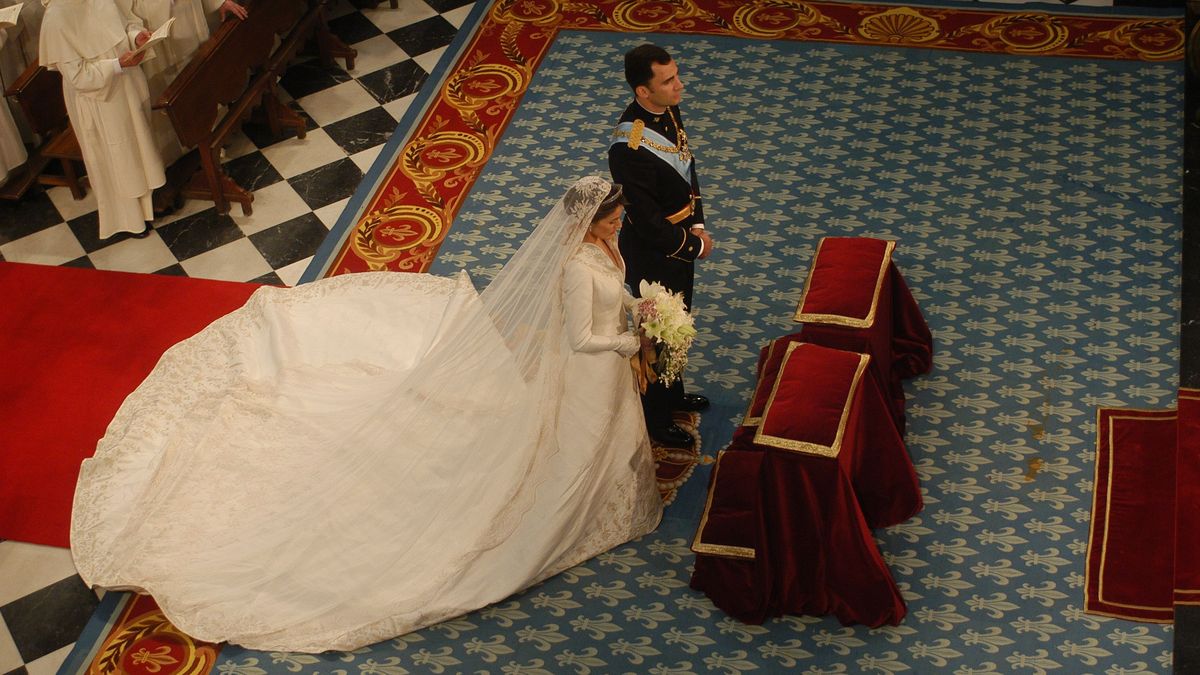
81,594,221,675
322,0,1183,278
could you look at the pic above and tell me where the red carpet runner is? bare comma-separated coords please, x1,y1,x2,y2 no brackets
1085,390,1200,622
0,262,260,548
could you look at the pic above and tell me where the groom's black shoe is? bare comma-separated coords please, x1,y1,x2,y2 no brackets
678,393,710,412
650,423,695,448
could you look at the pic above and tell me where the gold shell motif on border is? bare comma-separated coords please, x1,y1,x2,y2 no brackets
857,7,940,44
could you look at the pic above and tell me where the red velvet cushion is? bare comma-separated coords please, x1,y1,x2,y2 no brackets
753,342,870,457
794,237,894,329
691,447,761,561
740,337,801,428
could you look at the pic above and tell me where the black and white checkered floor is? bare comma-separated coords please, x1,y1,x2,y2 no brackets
0,1,473,672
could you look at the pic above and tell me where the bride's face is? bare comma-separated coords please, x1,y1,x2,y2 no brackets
590,206,624,240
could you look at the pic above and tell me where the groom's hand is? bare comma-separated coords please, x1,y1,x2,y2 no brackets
692,228,713,259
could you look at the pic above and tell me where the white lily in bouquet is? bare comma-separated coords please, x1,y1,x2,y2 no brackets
633,280,697,389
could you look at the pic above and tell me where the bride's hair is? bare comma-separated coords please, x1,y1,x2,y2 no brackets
592,184,629,223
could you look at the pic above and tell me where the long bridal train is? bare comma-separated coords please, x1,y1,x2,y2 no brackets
71,178,663,651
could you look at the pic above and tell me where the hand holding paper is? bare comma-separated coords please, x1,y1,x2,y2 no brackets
0,5,22,30
127,17,174,58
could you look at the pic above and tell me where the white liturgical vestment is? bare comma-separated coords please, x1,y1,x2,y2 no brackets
40,0,166,238
0,30,28,183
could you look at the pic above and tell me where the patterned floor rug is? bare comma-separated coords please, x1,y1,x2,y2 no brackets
64,1,1184,673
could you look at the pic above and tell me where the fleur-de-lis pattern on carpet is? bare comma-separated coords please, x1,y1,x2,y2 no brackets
215,32,1181,673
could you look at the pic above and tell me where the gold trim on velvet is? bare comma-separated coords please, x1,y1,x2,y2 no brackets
741,339,783,427
692,449,757,560
1084,409,1177,619
792,238,894,328
752,342,869,458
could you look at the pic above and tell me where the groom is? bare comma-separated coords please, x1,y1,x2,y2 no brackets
609,43,712,448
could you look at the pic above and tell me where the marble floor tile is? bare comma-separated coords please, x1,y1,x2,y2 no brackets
231,181,313,236
220,130,261,162
153,197,218,228
278,59,354,101
261,129,348,179
156,208,246,262
328,10,384,45
425,0,475,12
349,143,387,174
0,192,66,246
249,213,330,269
276,256,313,287
361,1,437,32
412,47,447,76
346,34,414,78
23,643,73,675
86,234,179,274
63,212,149,255
388,16,457,57
0,224,86,266
0,544,77,609
383,93,418,123
357,60,427,105
440,3,475,27
0,576,97,664
313,197,352,229
179,237,273,282
288,158,364,210
325,108,398,156
222,151,286,194
0,614,21,674
295,80,381,126
45,187,98,225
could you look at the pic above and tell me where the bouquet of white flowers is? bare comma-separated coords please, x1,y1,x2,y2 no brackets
634,280,697,388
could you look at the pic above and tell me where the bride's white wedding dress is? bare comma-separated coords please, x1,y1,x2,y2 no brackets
70,178,662,652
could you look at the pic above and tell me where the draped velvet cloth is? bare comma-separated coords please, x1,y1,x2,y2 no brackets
691,343,918,627
1177,389,1200,606
1084,407,1177,622
791,237,932,433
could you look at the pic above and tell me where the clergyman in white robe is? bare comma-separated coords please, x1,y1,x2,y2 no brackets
39,0,165,238
0,28,28,183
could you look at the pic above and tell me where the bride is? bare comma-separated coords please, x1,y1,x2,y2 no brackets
70,176,663,652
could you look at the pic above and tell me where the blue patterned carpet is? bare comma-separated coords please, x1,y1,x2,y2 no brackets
91,28,1184,675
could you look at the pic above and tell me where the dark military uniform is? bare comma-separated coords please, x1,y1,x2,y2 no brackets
608,101,706,433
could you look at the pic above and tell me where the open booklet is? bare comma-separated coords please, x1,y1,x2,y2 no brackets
128,17,175,57
0,5,22,29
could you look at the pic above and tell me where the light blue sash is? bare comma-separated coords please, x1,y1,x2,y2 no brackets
611,122,692,185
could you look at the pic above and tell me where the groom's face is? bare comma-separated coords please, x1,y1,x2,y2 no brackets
639,59,683,109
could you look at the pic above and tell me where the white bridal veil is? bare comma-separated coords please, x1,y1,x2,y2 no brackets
71,176,619,649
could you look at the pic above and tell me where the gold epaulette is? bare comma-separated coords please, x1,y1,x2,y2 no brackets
628,119,644,150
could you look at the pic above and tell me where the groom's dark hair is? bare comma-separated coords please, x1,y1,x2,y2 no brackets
624,44,672,92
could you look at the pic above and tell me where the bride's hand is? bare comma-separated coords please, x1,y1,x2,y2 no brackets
616,333,640,358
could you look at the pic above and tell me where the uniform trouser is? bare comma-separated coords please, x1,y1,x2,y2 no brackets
643,376,684,432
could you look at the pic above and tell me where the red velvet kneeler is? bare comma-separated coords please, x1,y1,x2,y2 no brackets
1084,407,1176,622
692,343,911,628
736,339,922,528
791,237,933,433
1176,389,1200,606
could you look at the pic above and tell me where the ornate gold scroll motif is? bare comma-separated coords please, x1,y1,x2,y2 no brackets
352,205,445,270
445,63,528,111
978,13,1070,53
90,610,218,675
732,0,820,38
492,0,562,25
1108,20,1185,60
611,0,701,31
400,131,489,184
857,7,940,44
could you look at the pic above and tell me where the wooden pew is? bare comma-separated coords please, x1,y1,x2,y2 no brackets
0,63,86,202
154,0,356,215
